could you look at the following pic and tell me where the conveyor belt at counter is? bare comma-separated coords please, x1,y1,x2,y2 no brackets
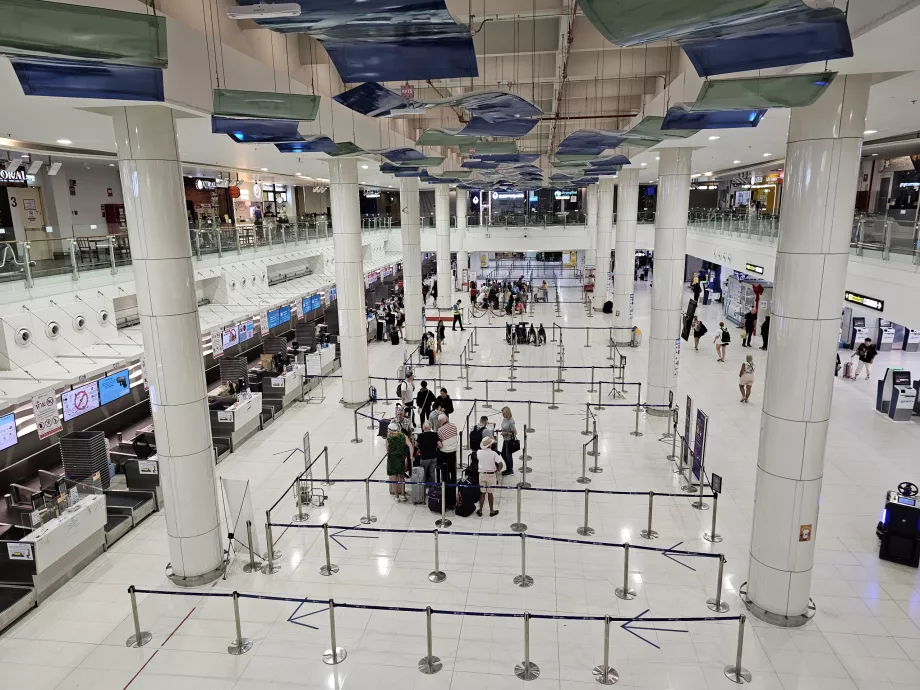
104,492,152,512
0,585,36,633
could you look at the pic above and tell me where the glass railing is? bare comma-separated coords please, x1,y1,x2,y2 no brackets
687,213,780,243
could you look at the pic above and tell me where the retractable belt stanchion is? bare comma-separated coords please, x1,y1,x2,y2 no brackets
265,509,281,559
704,493,723,543
587,420,598,457
549,382,558,410
707,554,730,613
464,360,472,390
262,521,280,575
588,366,596,393
593,615,618,685
510,485,527,532
513,533,534,588
597,381,603,410
589,430,602,474
436,481,452,528
418,606,443,674
360,478,377,524
692,469,709,511
319,523,339,576
227,591,253,655
429,529,446,583
323,447,335,485
577,487,595,536
668,408,679,464
526,400,534,433
640,491,658,539
630,383,643,437
659,392,675,441
367,400,376,429
351,409,363,444
578,440,591,485
586,327,591,348
483,379,491,408
615,543,636,600
292,480,309,523
724,615,752,684
243,520,261,573
554,363,563,392
323,599,347,665
509,358,517,392
125,586,152,648
515,612,540,681
522,427,532,463
607,327,615,361
582,403,592,436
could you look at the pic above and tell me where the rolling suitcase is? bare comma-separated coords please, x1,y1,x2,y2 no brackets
411,464,426,504
455,480,479,517
390,330,400,345
844,361,855,379
376,321,384,341
427,479,442,513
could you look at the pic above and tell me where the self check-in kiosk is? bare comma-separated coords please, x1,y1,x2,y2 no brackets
877,481,920,567
850,316,870,349
879,322,896,351
876,368,916,421
904,330,920,353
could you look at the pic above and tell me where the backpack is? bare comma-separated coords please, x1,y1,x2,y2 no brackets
603,301,613,314
721,328,731,343
396,383,402,398
469,426,484,451
696,323,708,337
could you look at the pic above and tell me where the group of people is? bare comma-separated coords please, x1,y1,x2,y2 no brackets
470,276,538,315
691,317,757,403
375,295,406,340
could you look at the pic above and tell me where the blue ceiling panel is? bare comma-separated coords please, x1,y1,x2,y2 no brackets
274,136,338,153
323,35,476,83
474,153,541,164
10,56,164,101
459,116,539,137
212,117,303,143
379,148,426,162
462,160,500,170
556,129,624,156
661,106,766,130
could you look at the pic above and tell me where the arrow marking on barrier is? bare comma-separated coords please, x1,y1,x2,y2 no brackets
620,609,689,649
288,601,327,630
275,447,303,463
329,524,379,550
662,541,696,571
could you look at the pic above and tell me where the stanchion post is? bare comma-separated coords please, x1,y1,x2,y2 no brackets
367,400,376,429
418,606,443,674
323,448,335,485
668,407,679,462
522,427,532,463
593,615,618,685
384,377,389,402
264,510,281,559
227,591,253,655
526,400,534,433
435,481,452,528
723,615,752,683
464,360,472,390
587,420,598,457
360,478,377,524
692,468,709,511
292,479,309,523
554,364,563,392
607,327,614,361
596,381,603,410
243,520,261,573
513,533,534,588
514,612,540,681
551,324,556,342
319,523,339,576
704,493,723,543
640,491,658,539
707,555,730,613
630,383,643,437
428,529,446,583
323,599,347,665
510,485,527,532
549,382,558,410
615,543,636,600
262,522,280,574
585,326,591,348
125,586,152,648
508,359,516,392
588,366,596,393
582,403,592,435
578,442,591,484
589,428,602,474
350,410,363,444
483,379,491,408
577,487,595,536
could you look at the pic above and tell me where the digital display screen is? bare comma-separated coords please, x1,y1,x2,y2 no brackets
98,368,132,406
897,496,916,506
0,412,18,452
329,288,337,302
62,381,101,422
278,305,291,323
221,326,240,350
267,308,281,329
302,294,321,313
238,320,254,343
893,371,912,386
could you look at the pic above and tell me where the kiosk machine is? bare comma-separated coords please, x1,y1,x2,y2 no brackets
850,316,869,349
878,321,896,351
876,368,916,421
877,481,920,567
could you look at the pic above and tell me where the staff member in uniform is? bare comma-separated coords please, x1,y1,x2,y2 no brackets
452,300,465,331
475,436,502,517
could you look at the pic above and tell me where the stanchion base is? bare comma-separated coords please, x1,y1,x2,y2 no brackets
514,661,540,681
418,655,443,674
513,574,534,588
435,518,452,528
228,638,253,655
587,450,599,457
350,438,364,444
508,387,517,392
483,403,492,408
593,664,619,685
691,501,710,511
629,431,644,437
614,587,636,601
521,463,532,471
360,516,377,524
291,513,310,523
581,429,593,436
681,483,698,493
525,426,535,433
703,532,723,543
323,647,347,665
548,405,559,410
554,386,563,393
723,666,752,684
242,560,263,573
588,467,604,474
510,523,527,532
666,454,679,462
577,526,595,536
428,570,446,583
126,632,152,648
263,549,282,560
640,529,658,539
588,388,597,394
319,564,339,576
576,476,591,485
464,386,473,391
261,561,281,575
517,481,532,489
707,598,730,613
322,480,336,487
659,433,674,441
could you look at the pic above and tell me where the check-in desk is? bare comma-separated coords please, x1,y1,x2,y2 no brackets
263,366,305,411
210,392,263,452
303,346,337,393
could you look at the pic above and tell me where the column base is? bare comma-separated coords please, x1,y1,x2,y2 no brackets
645,407,672,418
166,559,225,587
739,582,816,628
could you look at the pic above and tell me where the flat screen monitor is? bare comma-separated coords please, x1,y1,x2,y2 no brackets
329,288,337,302
62,381,101,422
98,368,132,406
221,325,240,350
897,496,916,506
267,308,281,329
238,320,254,343
278,305,292,323
302,296,311,315
0,412,18,452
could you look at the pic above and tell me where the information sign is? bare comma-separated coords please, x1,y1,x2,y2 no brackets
32,388,62,440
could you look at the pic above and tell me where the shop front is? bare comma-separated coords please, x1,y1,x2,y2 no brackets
184,177,231,229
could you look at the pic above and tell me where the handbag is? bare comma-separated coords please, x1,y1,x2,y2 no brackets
506,437,521,454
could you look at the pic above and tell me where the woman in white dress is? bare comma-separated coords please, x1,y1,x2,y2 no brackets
738,354,756,403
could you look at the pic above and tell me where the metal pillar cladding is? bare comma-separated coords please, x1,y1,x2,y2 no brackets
114,108,224,584
513,533,534,588
614,543,636,600
399,177,424,342
328,158,370,404
510,485,527,532
125,586,152,648
514,612,540,681
227,591,253,655
323,600,347,665
585,183,599,267
613,167,640,341
456,189,469,289
319,523,339,576
418,606,443,674
645,148,691,411
596,177,616,306
593,615,619,685
724,615,753,684
747,75,870,627
435,185,451,309
428,529,446,583
577,488,595,536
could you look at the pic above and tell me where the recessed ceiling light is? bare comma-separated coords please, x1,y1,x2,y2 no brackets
872,153,878,156
640,162,647,166
260,167,268,171
708,135,720,141
864,130,877,135
655,156,660,161
108,163,116,167
733,160,741,164
56,139,72,145
763,153,771,157
704,172,713,176
361,164,369,169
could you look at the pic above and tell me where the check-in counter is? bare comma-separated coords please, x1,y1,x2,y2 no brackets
262,366,305,411
209,392,263,451
303,346,337,393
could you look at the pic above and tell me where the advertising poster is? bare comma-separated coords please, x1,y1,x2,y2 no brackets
682,395,692,468
32,388,63,440
211,328,224,359
692,409,709,481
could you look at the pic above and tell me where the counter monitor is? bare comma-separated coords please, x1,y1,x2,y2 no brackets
62,381,101,422
98,368,132,406
0,412,18,452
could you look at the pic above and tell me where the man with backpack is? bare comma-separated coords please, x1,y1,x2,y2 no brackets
468,415,494,453
400,372,415,426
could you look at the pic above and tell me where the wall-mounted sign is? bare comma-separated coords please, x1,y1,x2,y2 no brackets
553,190,577,201
364,190,380,198
229,186,241,199
844,291,884,312
400,83,415,98
195,178,217,191
744,263,764,275
312,186,328,194
252,183,262,200
0,168,26,183
491,191,524,200
7,543,33,561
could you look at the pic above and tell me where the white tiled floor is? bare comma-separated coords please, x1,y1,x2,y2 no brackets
2,271,919,689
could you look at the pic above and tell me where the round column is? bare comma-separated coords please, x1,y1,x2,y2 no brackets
399,177,423,342
435,185,451,309
746,75,870,625
112,106,223,585
456,190,469,288
613,168,640,342
595,177,615,304
646,148,691,412
328,158,370,405
585,183,599,268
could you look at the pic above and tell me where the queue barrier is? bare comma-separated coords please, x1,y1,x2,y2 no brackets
123,586,752,683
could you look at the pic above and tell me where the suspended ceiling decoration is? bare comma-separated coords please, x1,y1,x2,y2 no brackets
212,89,320,121
336,82,541,120
11,57,164,101
690,72,838,110
556,130,625,156
235,0,477,82
275,137,338,154
661,106,766,130
578,0,853,77
212,117,305,143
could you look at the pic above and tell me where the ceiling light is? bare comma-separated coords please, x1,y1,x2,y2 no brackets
763,153,771,157
108,163,116,167
361,164,369,169
56,139,72,145
27,161,43,175
260,167,268,171
864,130,877,135
871,153,878,156
226,2,302,20
708,136,720,141
703,172,713,176
48,162,62,176
655,156,660,161
733,160,741,164
640,162,647,167
6,158,23,173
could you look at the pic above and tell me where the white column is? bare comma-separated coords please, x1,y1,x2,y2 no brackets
613,168,640,342
435,185,451,309
595,177,615,304
585,184,599,267
646,148,691,411
112,106,222,584
328,158,370,404
747,75,870,624
399,177,423,342
456,190,469,288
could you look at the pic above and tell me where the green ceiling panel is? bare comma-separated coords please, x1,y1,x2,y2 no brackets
416,130,479,147
626,116,698,140
619,138,657,149
213,89,320,121
0,0,167,67
330,142,365,157
465,141,518,155
690,72,837,111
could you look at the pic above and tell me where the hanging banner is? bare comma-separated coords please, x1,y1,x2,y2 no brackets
692,409,709,481
32,388,63,440
682,395,693,468
140,356,149,392
260,311,269,335
211,329,224,359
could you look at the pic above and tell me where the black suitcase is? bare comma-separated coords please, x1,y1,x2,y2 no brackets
390,330,400,345
455,480,479,517
428,481,442,514
376,321,384,341
378,419,390,438
603,300,613,314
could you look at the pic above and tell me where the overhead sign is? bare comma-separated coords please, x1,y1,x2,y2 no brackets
845,291,884,312
211,328,225,358
491,191,524,200
194,178,217,191
32,388,63,440
0,169,26,183
554,190,577,201
745,263,764,275
229,186,241,199
364,190,380,198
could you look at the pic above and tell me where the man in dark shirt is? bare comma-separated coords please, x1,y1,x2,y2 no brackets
438,388,454,418
416,422,440,485
416,381,436,423
853,338,878,379
742,309,757,347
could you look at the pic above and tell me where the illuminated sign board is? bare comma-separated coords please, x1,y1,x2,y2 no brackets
844,291,884,312
744,263,764,275
554,190,577,201
491,191,525,200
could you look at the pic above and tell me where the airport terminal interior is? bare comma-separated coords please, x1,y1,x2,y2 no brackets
1,1,920,689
